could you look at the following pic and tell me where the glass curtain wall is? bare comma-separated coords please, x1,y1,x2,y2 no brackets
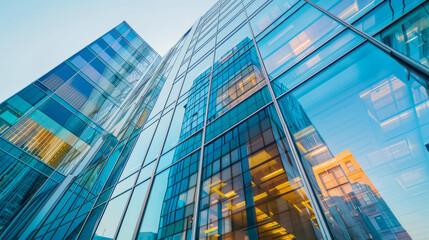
28,0,429,240
0,21,160,239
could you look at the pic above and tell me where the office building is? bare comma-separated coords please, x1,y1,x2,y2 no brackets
1,0,429,239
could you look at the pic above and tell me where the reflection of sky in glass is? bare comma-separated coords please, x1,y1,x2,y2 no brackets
294,43,429,239
94,190,131,239
139,170,169,235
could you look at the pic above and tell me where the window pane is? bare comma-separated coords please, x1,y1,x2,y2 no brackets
271,29,363,96
93,190,131,240
379,3,429,67
0,84,46,134
116,181,150,240
249,0,298,35
208,46,264,122
119,121,157,180
278,42,429,239
198,105,322,239
55,74,118,125
312,0,383,23
258,4,343,79
38,63,76,91
138,151,200,240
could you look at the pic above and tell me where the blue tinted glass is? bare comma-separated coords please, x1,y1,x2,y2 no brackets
69,48,96,69
198,105,322,239
94,190,131,239
120,122,157,180
271,29,364,96
63,213,88,239
138,170,169,238
312,0,383,23
379,3,429,67
0,153,49,232
17,84,46,105
38,62,76,90
116,181,150,239
278,42,429,239
249,0,298,35
138,151,199,240
77,203,106,240
38,98,87,137
205,86,272,142
208,46,264,122
258,4,343,79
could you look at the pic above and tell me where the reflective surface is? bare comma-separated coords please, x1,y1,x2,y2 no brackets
279,43,429,239
4,0,429,239
198,106,322,239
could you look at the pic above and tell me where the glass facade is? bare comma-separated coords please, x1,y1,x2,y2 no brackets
0,22,161,239
1,0,429,239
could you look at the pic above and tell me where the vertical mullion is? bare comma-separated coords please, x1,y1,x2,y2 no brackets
240,0,334,239
191,2,222,240
130,18,202,240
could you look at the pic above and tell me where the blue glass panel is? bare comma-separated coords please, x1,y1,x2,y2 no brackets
0,153,49,232
208,46,264,122
77,203,106,240
312,0,383,23
119,122,158,180
138,151,199,240
17,84,46,106
249,0,298,35
0,84,47,134
55,73,117,124
271,29,364,95
116,181,150,239
63,213,88,239
93,190,131,240
38,98,87,137
138,170,169,239
379,3,429,67
38,63,76,90
198,105,322,239
258,4,343,79
278,42,429,239
103,136,138,190
69,48,96,69
205,86,272,142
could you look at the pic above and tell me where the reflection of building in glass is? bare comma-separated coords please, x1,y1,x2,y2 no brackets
2,0,429,239
155,40,270,239
313,150,411,240
198,106,321,240
207,38,265,122
281,93,411,240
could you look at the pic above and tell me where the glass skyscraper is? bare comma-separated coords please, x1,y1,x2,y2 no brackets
1,0,429,239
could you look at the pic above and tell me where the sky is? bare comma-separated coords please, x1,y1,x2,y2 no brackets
0,0,218,102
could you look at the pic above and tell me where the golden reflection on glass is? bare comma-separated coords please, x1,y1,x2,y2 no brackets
199,108,321,239
213,44,266,119
2,116,88,169
279,56,428,238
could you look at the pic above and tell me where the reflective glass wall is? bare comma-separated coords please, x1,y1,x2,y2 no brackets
10,0,429,239
0,22,160,239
